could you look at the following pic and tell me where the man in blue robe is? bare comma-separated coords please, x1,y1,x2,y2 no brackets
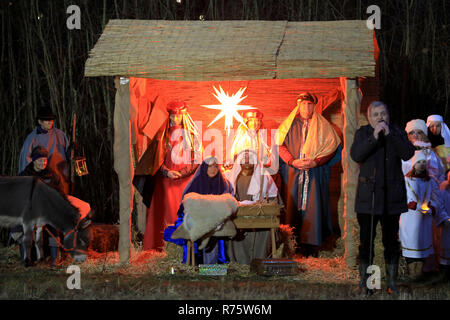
18,106,70,194
278,92,342,256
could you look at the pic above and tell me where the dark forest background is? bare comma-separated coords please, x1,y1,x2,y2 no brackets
1,0,449,227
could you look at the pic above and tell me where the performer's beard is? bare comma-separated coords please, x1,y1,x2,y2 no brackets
240,164,254,176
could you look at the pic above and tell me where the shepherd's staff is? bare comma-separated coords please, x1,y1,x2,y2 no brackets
70,113,89,194
70,113,77,194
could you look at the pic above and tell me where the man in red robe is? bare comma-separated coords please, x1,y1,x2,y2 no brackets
134,101,201,251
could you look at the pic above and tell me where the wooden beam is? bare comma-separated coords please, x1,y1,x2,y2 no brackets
339,77,362,269
113,77,134,264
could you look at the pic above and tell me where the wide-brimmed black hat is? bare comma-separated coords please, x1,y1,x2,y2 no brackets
36,107,56,120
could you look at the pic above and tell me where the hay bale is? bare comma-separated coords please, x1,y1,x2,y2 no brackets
89,224,119,253
162,241,184,263
277,224,297,259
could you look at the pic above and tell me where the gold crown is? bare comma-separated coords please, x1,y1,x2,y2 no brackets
242,110,263,120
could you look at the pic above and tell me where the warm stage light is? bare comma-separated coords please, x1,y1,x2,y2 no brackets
201,85,256,135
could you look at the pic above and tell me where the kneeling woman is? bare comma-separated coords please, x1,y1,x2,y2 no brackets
400,151,449,280
164,157,233,264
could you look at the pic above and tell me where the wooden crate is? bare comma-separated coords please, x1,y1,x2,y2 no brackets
233,216,280,229
235,201,281,217
250,258,298,276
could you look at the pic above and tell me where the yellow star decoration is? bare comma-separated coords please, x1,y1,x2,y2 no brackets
201,85,256,135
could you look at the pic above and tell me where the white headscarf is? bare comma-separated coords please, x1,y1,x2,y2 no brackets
226,150,278,201
411,150,427,168
426,115,450,148
405,119,428,135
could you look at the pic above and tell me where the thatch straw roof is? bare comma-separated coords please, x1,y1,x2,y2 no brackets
85,20,375,80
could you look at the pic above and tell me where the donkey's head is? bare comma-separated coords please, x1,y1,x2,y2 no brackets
63,217,92,261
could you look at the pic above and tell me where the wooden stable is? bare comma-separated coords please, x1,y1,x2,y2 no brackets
84,20,379,267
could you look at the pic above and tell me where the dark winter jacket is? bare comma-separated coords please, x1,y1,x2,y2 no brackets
350,124,415,215
19,162,65,195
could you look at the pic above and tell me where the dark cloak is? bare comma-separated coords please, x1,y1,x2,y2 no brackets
133,120,169,207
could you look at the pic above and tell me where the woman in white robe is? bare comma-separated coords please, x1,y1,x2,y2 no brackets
427,114,450,172
400,151,449,280
439,176,450,279
402,119,446,184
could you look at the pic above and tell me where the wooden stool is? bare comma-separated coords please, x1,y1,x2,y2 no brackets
186,240,195,266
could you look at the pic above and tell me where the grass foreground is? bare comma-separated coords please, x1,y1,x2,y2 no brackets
1,240,449,300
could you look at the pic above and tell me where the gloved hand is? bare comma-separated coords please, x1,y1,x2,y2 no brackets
408,201,417,210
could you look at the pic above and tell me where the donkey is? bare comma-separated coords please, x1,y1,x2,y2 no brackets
0,176,90,266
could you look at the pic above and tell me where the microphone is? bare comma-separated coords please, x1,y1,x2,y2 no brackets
379,120,386,137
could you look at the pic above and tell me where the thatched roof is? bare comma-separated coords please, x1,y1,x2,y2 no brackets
84,20,376,80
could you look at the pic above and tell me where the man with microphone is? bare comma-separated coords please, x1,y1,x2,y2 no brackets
350,101,415,294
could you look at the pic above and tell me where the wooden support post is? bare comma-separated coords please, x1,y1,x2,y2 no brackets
271,228,276,258
191,241,195,266
340,77,362,269
113,77,134,264
186,241,191,265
